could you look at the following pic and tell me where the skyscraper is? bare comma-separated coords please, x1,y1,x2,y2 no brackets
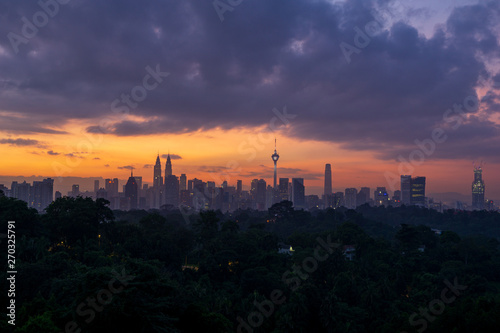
154,154,163,188
345,188,357,209
71,184,80,197
153,154,163,209
165,153,172,178
324,164,332,197
357,187,370,206
256,179,267,210
32,178,54,211
94,180,99,193
165,175,180,207
125,170,138,210
410,177,426,206
105,178,118,198
401,175,411,205
292,178,305,209
374,187,388,206
279,178,289,201
472,166,485,210
271,139,280,189
236,180,242,197
180,174,187,192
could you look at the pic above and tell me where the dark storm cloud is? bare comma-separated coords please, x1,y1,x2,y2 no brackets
0,0,499,161
0,138,39,146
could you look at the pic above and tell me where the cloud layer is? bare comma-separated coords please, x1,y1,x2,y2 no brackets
0,0,499,161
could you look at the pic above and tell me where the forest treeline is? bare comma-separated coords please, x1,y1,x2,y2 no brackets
1,195,500,332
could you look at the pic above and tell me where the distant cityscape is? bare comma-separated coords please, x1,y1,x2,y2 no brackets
0,144,494,213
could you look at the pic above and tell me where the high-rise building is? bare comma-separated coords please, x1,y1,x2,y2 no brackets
279,178,289,202
105,178,118,198
271,139,280,189
374,187,388,206
345,188,357,209
266,185,274,209
410,177,426,206
153,154,163,209
71,184,80,197
324,164,332,197
292,178,305,209
180,174,187,192
256,179,267,210
134,176,142,195
32,178,54,211
472,166,485,210
401,175,411,205
236,180,242,197
154,154,163,188
94,180,99,193
164,175,179,207
251,179,259,202
125,171,138,210
393,190,402,206
165,153,172,178
356,187,370,206
333,192,345,208
55,191,62,200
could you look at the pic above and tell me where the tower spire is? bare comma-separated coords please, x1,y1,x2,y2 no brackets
271,138,280,189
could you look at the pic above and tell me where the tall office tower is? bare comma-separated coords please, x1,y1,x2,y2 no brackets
292,178,305,209
237,180,242,197
279,178,289,201
55,191,62,200
180,174,187,191
271,138,280,189
165,175,180,207
112,178,119,195
32,178,54,211
345,188,358,209
374,187,388,206
154,154,163,188
10,181,18,199
71,184,80,197
410,176,426,206
94,180,99,193
134,176,142,195
333,192,345,208
324,164,332,197
393,190,402,206
153,154,163,209
266,185,274,209
256,179,267,210
356,187,370,206
15,181,31,204
251,179,259,201
105,179,113,196
125,170,138,210
400,175,411,205
165,153,172,178
472,166,485,210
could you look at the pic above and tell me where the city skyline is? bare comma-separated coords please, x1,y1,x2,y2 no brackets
0,152,496,204
1,149,495,211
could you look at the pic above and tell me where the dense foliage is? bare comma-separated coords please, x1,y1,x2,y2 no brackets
1,196,500,332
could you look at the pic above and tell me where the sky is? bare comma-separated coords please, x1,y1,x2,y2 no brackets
0,0,499,202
